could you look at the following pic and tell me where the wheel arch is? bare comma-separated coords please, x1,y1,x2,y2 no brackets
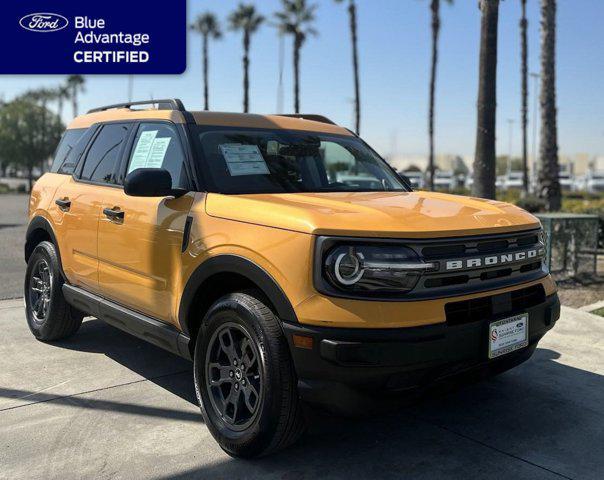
25,217,64,277
178,255,298,342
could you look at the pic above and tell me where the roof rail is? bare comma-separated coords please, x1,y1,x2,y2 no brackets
87,98,186,114
275,114,336,125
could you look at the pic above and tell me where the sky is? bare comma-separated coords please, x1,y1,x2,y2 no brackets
2,0,603,159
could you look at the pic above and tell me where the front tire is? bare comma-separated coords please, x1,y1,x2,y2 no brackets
194,292,305,458
24,241,83,341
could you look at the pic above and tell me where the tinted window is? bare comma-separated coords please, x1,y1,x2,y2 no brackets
50,129,85,173
126,123,189,189
81,124,130,184
57,127,97,175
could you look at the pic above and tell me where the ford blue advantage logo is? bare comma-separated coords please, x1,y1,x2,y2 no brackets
19,13,69,33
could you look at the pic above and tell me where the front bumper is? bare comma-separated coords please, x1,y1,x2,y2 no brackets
284,293,560,412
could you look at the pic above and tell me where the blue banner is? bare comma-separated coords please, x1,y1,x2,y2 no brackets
2,0,186,74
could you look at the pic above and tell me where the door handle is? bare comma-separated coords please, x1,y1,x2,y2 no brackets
103,207,124,221
55,198,71,211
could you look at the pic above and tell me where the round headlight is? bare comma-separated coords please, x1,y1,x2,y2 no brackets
334,249,365,285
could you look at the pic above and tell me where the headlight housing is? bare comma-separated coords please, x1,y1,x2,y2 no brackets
322,244,435,294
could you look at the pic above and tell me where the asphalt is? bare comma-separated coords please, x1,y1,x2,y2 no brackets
0,300,602,480
0,194,28,300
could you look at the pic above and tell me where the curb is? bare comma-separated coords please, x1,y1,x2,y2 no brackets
579,300,604,313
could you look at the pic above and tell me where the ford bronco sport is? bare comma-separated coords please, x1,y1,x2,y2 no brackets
25,99,559,457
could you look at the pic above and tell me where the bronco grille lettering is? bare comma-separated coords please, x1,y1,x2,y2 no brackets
444,248,542,271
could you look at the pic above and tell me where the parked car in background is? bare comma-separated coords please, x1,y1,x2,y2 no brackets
336,173,383,190
580,171,604,193
502,171,524,190
401,170,424,189
434,171,454,191
558,171,575,191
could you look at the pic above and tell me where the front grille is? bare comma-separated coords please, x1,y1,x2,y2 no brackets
445,284,546,326
420,231,540,259
408,229,546,298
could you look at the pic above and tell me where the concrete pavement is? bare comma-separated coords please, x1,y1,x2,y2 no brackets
0,301,603,479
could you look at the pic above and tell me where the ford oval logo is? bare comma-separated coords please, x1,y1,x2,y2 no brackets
19,13,69,33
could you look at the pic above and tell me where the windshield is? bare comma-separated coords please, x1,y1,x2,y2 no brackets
194,128,408,194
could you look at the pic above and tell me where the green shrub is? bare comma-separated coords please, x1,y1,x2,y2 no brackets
516,196,546,213
562,198,604,249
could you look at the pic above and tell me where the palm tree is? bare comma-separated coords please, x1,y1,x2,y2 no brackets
66,75,86,118
275,0,318,113
190,13,222,111
472,0,500,200
427,0,453,191
334,0,361,134
537,0,561,211
54,85,70,121
519,0,529,195
229,4,264,113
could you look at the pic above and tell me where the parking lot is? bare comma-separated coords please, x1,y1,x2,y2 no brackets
1,193,603,479
0,194,28,300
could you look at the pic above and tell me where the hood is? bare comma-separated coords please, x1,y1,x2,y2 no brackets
205,191,541,238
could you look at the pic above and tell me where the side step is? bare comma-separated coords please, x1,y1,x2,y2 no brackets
63,284,191,360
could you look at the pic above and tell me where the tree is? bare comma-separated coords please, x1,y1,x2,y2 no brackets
0,99,63,191
519,0,529,195
20,88,58,173
472,0,500,200
426,0,453,191
229,4,264,113
537,0,561,211
54,85,70,121
66,75,86,118
190,13,222,111
335,0,361,134
275,0,318,113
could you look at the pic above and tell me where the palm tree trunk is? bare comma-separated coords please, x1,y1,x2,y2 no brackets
71,86,78,118
520,0,529,195
27,164,34,192
428,0,440,191
349,1,361,134
58,97,63,122
293,35,301,113
243,31,250,113
472,0,500,200
538,0,561,211
203,34,209,111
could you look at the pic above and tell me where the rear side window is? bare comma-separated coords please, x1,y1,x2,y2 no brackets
50,129,86,173
57,127,97,175
80,123,131,184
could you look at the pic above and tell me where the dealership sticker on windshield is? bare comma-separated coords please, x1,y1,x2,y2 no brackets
220,144,270,176
488,313,528,359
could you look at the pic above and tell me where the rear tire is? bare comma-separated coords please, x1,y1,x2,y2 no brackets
194,292,305,458
24,241,83,341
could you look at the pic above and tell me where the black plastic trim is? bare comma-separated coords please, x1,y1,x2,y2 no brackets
178,254,298,335
88,98,186,113
181,216,193,253
62,284,191,360
25,217,66,278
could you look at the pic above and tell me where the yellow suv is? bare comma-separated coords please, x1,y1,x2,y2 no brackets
25,99,559,457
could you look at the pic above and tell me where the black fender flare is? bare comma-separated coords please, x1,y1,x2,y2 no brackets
25,216,65,276
178,254,298,336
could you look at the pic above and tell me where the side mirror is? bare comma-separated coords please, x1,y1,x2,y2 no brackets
124,168,186,198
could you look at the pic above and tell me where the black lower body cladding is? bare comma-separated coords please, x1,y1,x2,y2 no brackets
283,293,560,413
